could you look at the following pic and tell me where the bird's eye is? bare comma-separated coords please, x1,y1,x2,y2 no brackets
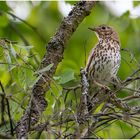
102,26,106,30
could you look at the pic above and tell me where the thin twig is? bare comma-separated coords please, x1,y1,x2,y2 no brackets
0,81,14,136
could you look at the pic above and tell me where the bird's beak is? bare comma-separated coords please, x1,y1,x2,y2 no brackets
88,27,97,32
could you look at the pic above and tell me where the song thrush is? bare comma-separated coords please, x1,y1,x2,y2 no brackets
85,25,121,87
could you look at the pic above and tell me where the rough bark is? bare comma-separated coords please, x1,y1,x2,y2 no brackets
15,1,95,138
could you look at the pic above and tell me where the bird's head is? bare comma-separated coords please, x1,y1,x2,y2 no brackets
88,25,120,44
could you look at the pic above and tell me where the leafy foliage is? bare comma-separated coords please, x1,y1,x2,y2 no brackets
0,1,140,139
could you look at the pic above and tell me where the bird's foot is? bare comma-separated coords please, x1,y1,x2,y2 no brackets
93,80,110,90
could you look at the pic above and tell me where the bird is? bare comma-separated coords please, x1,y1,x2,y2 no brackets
85,25,121,88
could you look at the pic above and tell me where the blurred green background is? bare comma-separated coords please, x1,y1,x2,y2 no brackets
0,1,140,138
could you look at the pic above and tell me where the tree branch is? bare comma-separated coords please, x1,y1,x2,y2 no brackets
15,1,95,138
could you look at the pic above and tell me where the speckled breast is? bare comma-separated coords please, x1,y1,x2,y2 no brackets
86,39,120,84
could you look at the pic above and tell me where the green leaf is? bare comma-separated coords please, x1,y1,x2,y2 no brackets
121,10,130,18
133,1,140,7
0,14,9,27
10,43,17,58
35,63,54,74
18,68,35,90
58,70,75,84
4,49,11,64
16,45,33,50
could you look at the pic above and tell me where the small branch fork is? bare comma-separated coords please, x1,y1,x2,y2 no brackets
72,69,140,138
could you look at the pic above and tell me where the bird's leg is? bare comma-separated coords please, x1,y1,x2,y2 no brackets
111,76,122,88
93,80,110,90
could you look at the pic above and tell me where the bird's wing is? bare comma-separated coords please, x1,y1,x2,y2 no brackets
85,47,95,73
